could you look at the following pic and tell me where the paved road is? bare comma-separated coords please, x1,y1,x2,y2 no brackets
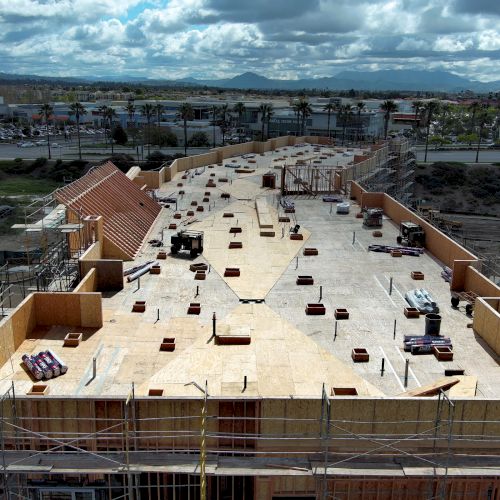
0,143,210,161
415,149,500,163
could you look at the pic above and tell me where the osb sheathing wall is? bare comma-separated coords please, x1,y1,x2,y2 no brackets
80,241,102,261
257,476,499,499
74,268,97,292
465,266,500,297
3,397,499,456
80,259,124,291
473,297,500,355
0,294,36,367
34,292,103,328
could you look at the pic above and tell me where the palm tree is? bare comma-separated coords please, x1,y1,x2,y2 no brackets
104,107,117,154
210,105,218,147
423,100,440,162
97,105,109,146
178,102,194,156
258,103,269,141
69,102,86,160
265,104,274,140
124,102,135,128
411,100,424,137
154,103,165,149
233,102,246,142
468,101,481,135
140,103,154,157
292,101,301,136
339,105,353,145
39,103,53,159
380,100,398,139
356,101,365,143
323,102,336,140
475,107,490,163
124,102,136,146
297,99,312,136
218,104,229,145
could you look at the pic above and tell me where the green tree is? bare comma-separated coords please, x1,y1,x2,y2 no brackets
69,102,86,160
189,131,209,147
112,124,128,145
39,103,54,159
323,102,336,140
177,102,194,156
380,100,398,139
233,102,246,142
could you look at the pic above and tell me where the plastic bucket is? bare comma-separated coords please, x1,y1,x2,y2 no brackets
425,313,442,336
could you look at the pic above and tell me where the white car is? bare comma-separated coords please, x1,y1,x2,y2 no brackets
20,142,35,148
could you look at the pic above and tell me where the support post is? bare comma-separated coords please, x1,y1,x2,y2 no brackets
212,313,216,338
156,308,160,323
404,359,409,388
393,319,397,340
319,285,323,302
380,358,385,376
137,276,140,291
352,231,356,244
195,285,199,297
295,256,298,270
389,277,393,295
334,320,337,340
92,357,97,379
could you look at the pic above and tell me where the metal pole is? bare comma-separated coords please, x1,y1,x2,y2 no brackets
212,313,216,338
352,231,356,244
92,357,97,379
380,358,385,376
195,285,199,297
137,276,140,291
156,308,160,323
404,359,409,388
389,277,393,295
295,256,298,270
200,380,208,500
319,285,323,302
393,319,397,339
334,320,337,340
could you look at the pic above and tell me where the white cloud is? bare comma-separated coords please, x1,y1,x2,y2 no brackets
0,0,497,82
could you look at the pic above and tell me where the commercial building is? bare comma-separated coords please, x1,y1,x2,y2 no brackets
0,136,499,499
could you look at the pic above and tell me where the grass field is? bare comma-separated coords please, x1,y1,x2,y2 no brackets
0,176,62,196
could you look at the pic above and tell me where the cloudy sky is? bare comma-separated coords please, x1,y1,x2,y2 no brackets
0,0,499,82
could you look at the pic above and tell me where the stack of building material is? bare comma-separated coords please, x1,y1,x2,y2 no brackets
404,335,452,354
405,288,439,313
368,244,423,257
22,350,67,380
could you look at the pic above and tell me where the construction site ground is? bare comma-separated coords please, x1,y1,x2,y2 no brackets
1,144,498,400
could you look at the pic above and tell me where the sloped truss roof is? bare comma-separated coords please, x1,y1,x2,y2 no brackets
55,161,161,259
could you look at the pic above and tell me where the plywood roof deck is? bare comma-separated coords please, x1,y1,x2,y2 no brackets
2,145,497,399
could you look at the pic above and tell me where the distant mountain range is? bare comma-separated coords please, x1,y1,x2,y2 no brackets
0,69,499,93
180,70,500,93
